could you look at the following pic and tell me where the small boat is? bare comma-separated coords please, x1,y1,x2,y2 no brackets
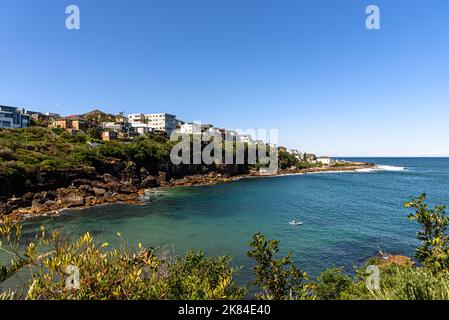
289,220,303,226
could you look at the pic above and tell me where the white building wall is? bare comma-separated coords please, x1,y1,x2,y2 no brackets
238,134,254,144
145,113,177,135
317,157,333,165
180,123,202,135
128,113,146,124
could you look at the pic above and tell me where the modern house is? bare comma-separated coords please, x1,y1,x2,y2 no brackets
317,156,334,166
128,113,146,124
237,134,254,144
51,118,88,132
180,122,202,135
145,113,177,135
27,111,61,122
219,129,238,141
200,124,214,133
176,119,185,128
101,130,118,141
101,122,126,131
204,127,223,138
131,123,154,136
127,113,177,135
0,105,30,129
115,114,128,124
304,153,317,163
288,149,304,161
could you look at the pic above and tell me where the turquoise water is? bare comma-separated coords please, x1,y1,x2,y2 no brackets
10,158,449,283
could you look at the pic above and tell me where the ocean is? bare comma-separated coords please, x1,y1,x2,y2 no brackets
8,158,449,284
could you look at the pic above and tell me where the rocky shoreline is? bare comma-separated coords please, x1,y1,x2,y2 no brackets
1,161,375,221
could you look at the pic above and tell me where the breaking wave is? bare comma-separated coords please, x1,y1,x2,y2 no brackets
356,165,407,173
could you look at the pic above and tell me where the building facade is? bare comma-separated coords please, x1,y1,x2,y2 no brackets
145,113,177,135
51,118,88,132
126,113,177,135
317,156,334,166
101,131,118,141
0,105,30,129
180,122,202,135
131,123,154,136
128,113,145,124
27,111,61,122
238,134,254,144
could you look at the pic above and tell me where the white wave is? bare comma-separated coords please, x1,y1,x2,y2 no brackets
356,165,407,173
376,165,407,171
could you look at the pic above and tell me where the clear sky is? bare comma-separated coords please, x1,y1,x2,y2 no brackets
1,0,448,156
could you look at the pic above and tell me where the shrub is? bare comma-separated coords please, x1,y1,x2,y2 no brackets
316,267,352,300
247,233,314,300
405,193,449,272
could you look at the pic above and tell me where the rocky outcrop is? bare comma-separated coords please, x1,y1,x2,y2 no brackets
376,255,414,268
0,161,375,220
0,167,97,201
1,173,150,219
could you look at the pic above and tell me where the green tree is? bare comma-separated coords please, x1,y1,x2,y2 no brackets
247,233,314,300
405,193,449,271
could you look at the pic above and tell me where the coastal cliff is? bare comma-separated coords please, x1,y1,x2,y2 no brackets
0,161,375,220
0,127,375,219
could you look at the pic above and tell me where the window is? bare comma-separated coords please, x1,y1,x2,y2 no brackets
0,112,13,118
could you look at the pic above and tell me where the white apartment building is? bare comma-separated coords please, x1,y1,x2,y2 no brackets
205,127,222,137
128,113,146,124
317,156,334,166
223,129,238,141
127,113,177,135
287,149,303,160
131,123,154,136
0,105,30,129
180,122,202,135
145,113,177,135
237,134,254,144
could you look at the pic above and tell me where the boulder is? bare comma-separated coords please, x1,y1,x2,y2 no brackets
0,203,12,215
93,188,106,196
115,194,128,202
85,196,98,206
141,176,160,188
58,192,85,208
118,184,138,194
30,203,49,215
44,200,60,211
71,179,93,188
79,185,94,195
7,194,33,208
100,174,118,183
104,195,117,203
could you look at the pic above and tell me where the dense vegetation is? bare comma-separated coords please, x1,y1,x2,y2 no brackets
0,127,173,174
1,194,449,300
0,128,179,198
0,127,315,199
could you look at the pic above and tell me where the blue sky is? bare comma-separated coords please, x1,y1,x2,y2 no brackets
0,0,448,156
